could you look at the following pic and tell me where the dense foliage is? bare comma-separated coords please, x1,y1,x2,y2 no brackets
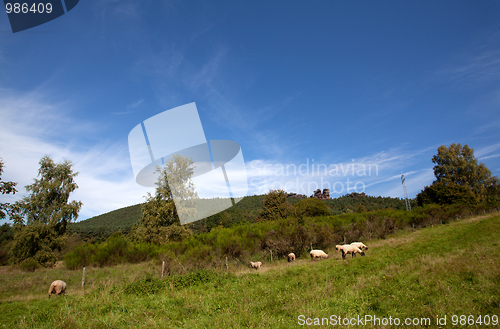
63,202,499,271
418,144,500,206
417,181,477,206
0,158,18,219
257,189,294,222
9,156,82,268
66,193,414,241
131,155,196,244
432,143,498,196
294,197,331,218
67,204,142,242
0,223,13,265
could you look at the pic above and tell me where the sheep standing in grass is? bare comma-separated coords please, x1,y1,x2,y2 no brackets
336,245,365,260
350,242,368,251
310,250,328,260
48,280,66,298
249,261,262,270
288,253,296,262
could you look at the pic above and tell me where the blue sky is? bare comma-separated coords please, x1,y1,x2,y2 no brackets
1,0,500,223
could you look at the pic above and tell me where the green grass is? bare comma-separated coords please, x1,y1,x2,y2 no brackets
1,213,500,328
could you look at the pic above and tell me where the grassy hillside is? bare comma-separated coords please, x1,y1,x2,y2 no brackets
68,193,413,241
1,212,499,328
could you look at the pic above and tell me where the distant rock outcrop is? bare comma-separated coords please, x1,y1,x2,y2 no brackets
347,192,366,198
286,193,307,199
311,189,330,200
287,189,331,200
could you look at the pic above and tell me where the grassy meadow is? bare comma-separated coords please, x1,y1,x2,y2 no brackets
1,212,500,328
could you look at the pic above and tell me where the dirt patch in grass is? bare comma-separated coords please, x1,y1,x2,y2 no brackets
461,211,498,223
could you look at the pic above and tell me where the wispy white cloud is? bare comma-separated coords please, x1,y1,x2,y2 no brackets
244,146,436,198
475,142,500,158
479,154,500,161
439,34,500,88
127,98,144,109
381,168,434,198
112,99,145,115
0,89,152,224
132,42,303,159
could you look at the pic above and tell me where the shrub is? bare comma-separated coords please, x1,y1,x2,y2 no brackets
19,259,39,272
64,232,157,269
123,270,224,296
64,243,97,270
294,198,330,217
123,277,164,296
417,181,477,207
258,190,294,221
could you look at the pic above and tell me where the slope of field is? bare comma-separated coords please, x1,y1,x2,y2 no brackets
1,212,499,328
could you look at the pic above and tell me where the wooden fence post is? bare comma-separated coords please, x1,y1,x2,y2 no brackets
82,267,85,291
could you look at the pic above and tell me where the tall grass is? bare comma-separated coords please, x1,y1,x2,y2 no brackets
0,212,499,328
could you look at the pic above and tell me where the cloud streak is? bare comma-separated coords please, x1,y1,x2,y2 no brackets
244,146,436,198
0,89,152,224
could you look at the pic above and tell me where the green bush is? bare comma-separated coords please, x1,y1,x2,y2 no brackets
123,277,164,296
65,202,500,271
258,190,294,221
19,259,40,272
417,181,477,206
294,198,330,217
64,243,97,270
64,232,157,269
123,270,225,296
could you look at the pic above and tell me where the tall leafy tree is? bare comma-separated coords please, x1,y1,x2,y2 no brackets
9,156,82,266
0,158,18,220
432,143,498,196
133,155,196,244
418,143,499,206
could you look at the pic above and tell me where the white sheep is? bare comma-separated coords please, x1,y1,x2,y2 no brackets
288,253,296,262
310,250,328,260
249,261,262,270
336,245,365,260
350,242,368,250
48,280,66,298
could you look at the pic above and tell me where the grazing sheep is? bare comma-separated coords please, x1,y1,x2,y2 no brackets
336,245,365,260
310,250,328,260
350,242,368,250
288,253,296,262
249,261,262,270
48,280,66,298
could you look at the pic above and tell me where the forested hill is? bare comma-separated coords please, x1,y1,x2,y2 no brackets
68,193,414,241
68,204,143,241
